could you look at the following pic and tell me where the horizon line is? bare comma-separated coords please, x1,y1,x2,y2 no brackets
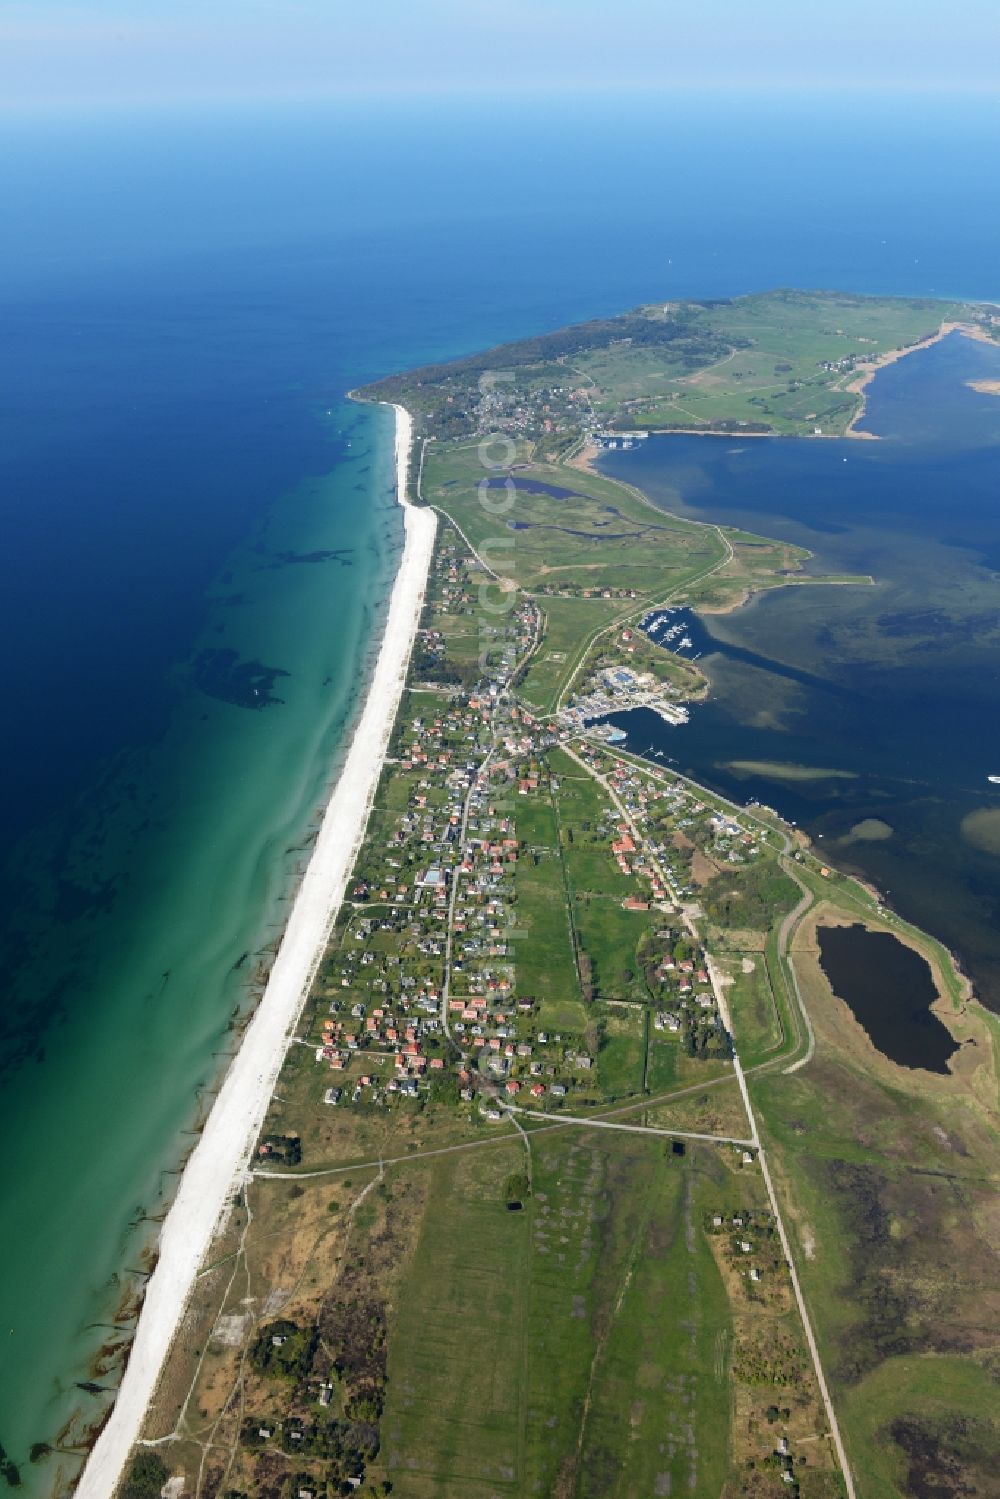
3,77,1000,120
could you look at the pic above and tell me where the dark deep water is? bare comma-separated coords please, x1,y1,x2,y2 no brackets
815,924,957,1073
602,332,1000,1011
2,90,1000,1489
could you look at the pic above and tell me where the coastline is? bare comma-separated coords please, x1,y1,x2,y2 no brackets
76,404,436,1499
564,321,999,461
844,320,994,436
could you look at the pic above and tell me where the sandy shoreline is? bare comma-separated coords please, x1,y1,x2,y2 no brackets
76,404,435,1499
844,320,994,436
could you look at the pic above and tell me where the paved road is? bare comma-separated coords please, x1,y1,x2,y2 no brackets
777,865,818,1074
553,523,734,713
508,1103,754,1149
569,742,853,1496
560,740,683,905
704,959,856,1499
440,744,496,1041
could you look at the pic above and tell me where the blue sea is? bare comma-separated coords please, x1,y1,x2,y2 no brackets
1,92,999,1489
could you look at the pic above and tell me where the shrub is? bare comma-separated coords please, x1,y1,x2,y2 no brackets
121,1452,168,1499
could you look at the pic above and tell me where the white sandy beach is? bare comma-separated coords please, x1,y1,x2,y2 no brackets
76,404,435,1499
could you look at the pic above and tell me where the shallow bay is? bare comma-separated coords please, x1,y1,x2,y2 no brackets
602,331,1000,1009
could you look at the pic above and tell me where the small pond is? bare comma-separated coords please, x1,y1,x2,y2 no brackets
482,475,586,500
816,923,958,1074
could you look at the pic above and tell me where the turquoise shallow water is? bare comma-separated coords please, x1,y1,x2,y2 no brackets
2,93,1000,1490
0,403,402,1483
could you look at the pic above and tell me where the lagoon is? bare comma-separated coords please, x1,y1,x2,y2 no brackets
602,331,1000,1011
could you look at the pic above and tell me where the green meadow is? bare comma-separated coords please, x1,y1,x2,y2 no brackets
380,1133,738,1498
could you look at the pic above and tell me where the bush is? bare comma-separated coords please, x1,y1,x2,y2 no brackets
701,859,799,931
121,1452,168,1499
503,1172,530,1203
250,1319,317,1379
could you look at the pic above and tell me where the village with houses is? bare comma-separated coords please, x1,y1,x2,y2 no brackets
197,519,839,1499
130,440,868,1499
297,533,779,1127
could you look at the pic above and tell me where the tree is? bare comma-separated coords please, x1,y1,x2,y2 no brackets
121,1453,168,1499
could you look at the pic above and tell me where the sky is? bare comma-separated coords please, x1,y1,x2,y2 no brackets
1,0,999,112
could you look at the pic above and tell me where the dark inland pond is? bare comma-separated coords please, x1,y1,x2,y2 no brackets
600,331,1000,1014
816,923,958,1072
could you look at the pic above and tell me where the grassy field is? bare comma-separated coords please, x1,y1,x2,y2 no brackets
380,1132,739,1497
363,289,992,442
422,440,724,590
745,884,1000,1499
379,1142,531,1494
593,1004,646,1098
646,1035,679,1092
716,949,786,1067
643,1076,752,1140
513,790,583,1018
839,1356,1000,1499
518,594,624,712
573,896,649,1001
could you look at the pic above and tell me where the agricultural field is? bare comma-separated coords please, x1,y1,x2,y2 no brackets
358,1130,824,1498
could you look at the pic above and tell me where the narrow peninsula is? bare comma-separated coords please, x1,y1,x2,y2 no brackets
78,290,1000,1499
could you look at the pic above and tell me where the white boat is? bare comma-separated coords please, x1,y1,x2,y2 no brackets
989,775,1000,785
